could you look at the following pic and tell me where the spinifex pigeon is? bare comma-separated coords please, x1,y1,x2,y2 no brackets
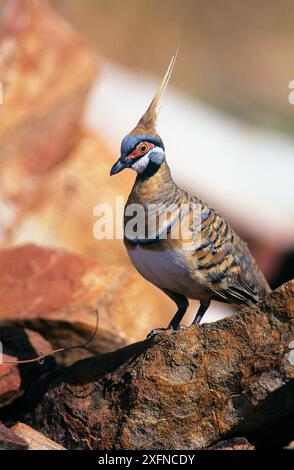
111,54,270,336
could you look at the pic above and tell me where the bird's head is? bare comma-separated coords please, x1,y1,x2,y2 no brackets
110,133,165,176
110,51,177,177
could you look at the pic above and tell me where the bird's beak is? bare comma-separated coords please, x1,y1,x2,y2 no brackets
110,158,125,176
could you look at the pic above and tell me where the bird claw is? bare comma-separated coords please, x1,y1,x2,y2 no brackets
147,328,169,339
177,324,188,330
171,324,188,334
147,324,187,338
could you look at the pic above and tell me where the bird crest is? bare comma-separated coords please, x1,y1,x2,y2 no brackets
130,49,178,136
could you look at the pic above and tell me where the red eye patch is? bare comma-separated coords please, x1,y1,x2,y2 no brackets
128,142,155,159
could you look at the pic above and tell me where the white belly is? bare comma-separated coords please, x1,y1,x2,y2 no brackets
126,243,205,299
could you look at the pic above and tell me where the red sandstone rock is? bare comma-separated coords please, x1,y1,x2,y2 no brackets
0,326,54,407
11,423,66,450
23,281,294,450
208,437,255,450
0,0,97,142
0,0,98,242
0,354,21,407
285,440,294,449
0,421,28,450
0,244,171,364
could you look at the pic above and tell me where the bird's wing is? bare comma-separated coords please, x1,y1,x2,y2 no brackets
208,259,268,305
180,196,270,305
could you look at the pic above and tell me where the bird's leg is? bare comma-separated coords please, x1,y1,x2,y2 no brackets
168,295,189,330
147,291,189,338
191,301,211,325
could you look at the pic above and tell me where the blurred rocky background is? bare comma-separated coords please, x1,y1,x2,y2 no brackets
0,0,293,450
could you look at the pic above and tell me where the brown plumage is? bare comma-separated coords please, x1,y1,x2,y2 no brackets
111,54,271,336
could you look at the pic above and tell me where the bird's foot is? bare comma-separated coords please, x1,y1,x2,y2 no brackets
147,327,170,339
178,324,188,330
147,324,187,338
171,324,187,334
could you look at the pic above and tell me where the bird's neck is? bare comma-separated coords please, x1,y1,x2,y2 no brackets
130,161,177,205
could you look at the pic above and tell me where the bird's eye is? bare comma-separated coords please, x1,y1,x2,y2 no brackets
139,143,148,154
